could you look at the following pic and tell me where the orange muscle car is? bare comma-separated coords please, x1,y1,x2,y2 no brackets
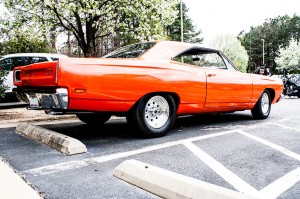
13,41,283,137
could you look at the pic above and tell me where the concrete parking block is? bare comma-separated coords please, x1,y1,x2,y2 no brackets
114,159,258,199
16,123,87,155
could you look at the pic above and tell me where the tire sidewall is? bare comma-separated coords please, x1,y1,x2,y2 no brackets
137,94,176,137
256,90,271,119
76,113,111,124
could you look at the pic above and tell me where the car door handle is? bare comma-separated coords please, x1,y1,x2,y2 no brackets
207,74,216,77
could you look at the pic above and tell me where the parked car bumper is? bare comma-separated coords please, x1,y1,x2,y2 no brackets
13,88,68,109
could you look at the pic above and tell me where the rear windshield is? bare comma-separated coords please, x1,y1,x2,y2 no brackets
103,42,156,58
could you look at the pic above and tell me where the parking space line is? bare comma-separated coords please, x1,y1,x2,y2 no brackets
237,130,300,161
259,167,300,199
271,123,300,132
182,141,260,197
24,130,237,175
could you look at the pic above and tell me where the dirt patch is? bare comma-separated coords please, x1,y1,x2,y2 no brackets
0,108,76,123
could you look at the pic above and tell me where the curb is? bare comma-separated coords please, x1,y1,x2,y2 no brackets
0,157,42,199
0,102,27,109
15,123,87,155
0,117,78,129
114,159,258,199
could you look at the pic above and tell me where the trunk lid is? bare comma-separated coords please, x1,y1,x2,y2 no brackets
14,61,58,87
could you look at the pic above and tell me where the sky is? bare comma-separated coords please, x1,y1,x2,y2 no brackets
183,0,300,44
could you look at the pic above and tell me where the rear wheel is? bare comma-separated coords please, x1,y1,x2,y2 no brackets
251,90,271,119
127,94,177,138
76,113,111,125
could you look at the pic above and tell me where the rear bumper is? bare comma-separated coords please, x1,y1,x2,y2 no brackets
13,88,68,109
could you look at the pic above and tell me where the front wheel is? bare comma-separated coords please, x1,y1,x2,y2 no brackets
127,94,177,138
251,90,271,119
76,113,111,125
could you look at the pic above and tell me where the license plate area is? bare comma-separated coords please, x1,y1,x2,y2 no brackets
26,94,40,108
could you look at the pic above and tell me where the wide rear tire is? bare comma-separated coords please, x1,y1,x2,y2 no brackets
251,90,271,119
76,113,111,125
127,94,177,138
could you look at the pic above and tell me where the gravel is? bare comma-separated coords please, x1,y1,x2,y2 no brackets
0,108,77,123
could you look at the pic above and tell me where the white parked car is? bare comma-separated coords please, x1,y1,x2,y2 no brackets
0,53,67,99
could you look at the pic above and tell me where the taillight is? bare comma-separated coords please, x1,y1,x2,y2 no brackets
55,61,59,84
14,70,21,82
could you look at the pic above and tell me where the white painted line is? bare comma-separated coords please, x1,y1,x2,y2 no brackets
183,141,260,197
24,130,237,175
272,123,300,132
114,159,258,199
259,167,300,199
237,130,300,161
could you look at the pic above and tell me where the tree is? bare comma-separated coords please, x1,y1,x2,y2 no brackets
209,34,248,72
0,29,52,54
275,39,300,73
239,15,300,73
2,0,177,57
166,2,203,44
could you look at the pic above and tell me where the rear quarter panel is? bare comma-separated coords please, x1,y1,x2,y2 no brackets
57,58,207,113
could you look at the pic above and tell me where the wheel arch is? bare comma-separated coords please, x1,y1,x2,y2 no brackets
128,92,180,113
265,88,275,102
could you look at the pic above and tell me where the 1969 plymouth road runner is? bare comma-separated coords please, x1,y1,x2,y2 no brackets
13,41,283,137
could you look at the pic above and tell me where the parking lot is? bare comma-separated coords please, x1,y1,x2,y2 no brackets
0,97,300,198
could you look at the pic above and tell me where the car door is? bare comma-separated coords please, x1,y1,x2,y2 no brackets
205,68,253,108
204,53,253,108
172,47,253,109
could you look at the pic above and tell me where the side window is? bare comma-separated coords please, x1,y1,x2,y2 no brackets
24,57,48,65
0,57,23,71
173,50,227,70
51,57,59,61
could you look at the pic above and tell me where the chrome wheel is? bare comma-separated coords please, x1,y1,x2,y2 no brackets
251,90,271,119
261,93,270,115
127,93,176,137
144,96,170,129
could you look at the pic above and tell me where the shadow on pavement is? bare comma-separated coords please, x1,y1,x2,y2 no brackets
39,112,254,141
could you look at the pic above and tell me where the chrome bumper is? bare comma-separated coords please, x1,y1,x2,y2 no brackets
15,88,68,110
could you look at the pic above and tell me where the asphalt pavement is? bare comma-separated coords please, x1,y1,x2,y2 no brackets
0,97,300,198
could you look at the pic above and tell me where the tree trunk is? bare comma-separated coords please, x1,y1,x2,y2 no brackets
67,31,72,57
50,26,57,53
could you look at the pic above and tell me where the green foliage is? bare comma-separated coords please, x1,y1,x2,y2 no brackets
275,39,300,73
209,35,248,72
2,0,178,57
239,15,300,73
0,64,9,99
166,2,203,44
0,12,53,55
0,30,52,54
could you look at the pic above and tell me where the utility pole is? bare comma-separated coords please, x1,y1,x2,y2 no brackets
261,39,265,65
180,0,183,42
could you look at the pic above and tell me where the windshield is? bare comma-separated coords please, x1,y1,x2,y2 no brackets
103,42,156,58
